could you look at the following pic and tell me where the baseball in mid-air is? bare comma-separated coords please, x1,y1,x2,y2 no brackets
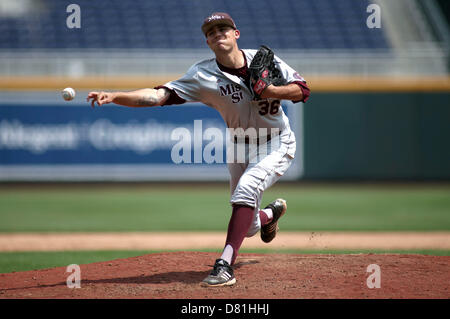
62,87,76,101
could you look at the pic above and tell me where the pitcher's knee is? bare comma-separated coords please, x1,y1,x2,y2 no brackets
230,183,259,208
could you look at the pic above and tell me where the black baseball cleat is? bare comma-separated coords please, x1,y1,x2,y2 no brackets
261,198,287,243
201,259,236,287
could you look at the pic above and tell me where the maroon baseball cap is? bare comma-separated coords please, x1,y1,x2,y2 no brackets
201,12,237,35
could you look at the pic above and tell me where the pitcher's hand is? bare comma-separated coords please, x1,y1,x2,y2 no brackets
87,91,115,107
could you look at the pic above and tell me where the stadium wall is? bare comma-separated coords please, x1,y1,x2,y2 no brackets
303,91,450,180
0,76,449,181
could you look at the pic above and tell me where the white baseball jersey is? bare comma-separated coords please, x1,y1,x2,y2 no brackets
161,49,308,237
163,50,305,148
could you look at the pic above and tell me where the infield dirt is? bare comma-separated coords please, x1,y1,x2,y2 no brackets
0,251,449,298
1,231,449,251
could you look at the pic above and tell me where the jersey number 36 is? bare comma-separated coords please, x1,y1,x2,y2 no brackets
258,100,280,116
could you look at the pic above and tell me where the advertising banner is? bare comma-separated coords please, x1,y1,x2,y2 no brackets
0,93,303,181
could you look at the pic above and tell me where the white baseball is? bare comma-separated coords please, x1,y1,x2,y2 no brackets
62,87,76,101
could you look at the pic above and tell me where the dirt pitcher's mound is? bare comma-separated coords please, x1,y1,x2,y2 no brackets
0,252,448,299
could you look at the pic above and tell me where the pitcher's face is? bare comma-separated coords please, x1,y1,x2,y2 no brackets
206,25,240,53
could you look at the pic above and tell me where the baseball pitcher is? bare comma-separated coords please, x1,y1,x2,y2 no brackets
87,12,310,287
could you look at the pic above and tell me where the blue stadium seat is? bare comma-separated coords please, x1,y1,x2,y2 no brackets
0,0,390,50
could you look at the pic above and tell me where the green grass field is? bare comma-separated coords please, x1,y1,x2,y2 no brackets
1,183,449,232
0,182,449,273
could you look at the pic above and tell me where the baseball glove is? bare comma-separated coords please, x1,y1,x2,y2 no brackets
249,45,286,100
